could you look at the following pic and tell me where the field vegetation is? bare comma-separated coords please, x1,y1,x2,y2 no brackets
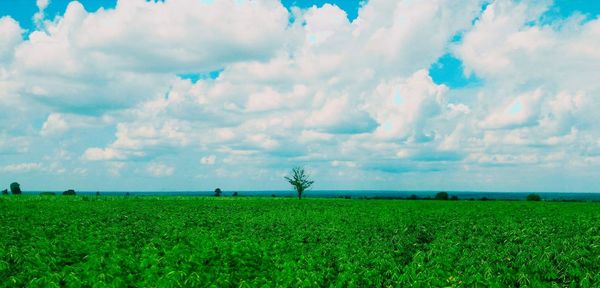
0,196,598,287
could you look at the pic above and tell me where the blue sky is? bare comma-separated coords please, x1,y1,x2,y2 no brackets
0,0,599,192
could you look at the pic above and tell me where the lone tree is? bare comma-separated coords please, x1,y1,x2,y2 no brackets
435,191,449,200
284,167,314,200
526,193,542,201
10,182,22,195
214,188,222,197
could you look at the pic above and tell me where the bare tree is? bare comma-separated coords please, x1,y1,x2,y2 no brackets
284,167,314,200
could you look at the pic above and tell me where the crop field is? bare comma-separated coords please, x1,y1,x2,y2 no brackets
0,196,598,287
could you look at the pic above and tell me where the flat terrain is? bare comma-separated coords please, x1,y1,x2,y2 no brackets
0,196,598,287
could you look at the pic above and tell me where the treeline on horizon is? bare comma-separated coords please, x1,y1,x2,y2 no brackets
3,182,597,202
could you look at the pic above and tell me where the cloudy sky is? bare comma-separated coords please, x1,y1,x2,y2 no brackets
0,0,599,192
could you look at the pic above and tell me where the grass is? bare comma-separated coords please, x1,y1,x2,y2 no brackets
0,196,599,287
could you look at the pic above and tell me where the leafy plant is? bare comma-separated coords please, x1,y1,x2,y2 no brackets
0,197,597,287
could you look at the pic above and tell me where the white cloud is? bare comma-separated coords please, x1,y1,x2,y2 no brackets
0,16,23,63
145,162,175,177
0,0,598,191
33,0,50,29
82,148,128,161
1,162,43,173
41,113,69,136
11,0,289,112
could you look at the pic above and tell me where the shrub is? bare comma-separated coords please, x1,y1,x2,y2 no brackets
526,193,542,201
435,192,449,200
408,194,419,200
40,192,56,196
214,188,222,197
62,189,76,196
450,195,459,201
1,189,8,195
10,182,22,195
232,192,238,197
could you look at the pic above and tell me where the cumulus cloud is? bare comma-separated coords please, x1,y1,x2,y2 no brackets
33,0,50,29
0,0,598,191
0,16,22,63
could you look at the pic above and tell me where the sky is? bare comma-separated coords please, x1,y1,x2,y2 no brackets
0,0,599,192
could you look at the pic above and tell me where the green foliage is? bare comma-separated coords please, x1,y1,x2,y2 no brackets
284,167,314,199
1,189,8,195
0,197,598,287
9,182,21,195
214,188,222,197
435,192,449,200
527,193,542,201
62,189,76,196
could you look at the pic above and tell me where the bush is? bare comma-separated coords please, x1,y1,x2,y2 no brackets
62,189,76,196
435,192,449,200
40,192,56,196
450,195,459,201
10,182,22,195
1,189,8,195
214,188,222,197
526,193,542,201
408,194,419,200
232,192,238,197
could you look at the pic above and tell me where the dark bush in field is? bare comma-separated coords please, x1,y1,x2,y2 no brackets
96,192,101,196
526,193,542,201
62,189,76,196
408,194,419,200
214,188,222,197
450,195,459,201
10,182,22,195
1,189,8,195
40,192,56,196
435,192,449,200
232,192,238,197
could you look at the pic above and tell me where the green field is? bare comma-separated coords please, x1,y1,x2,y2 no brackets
0,196,598,287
